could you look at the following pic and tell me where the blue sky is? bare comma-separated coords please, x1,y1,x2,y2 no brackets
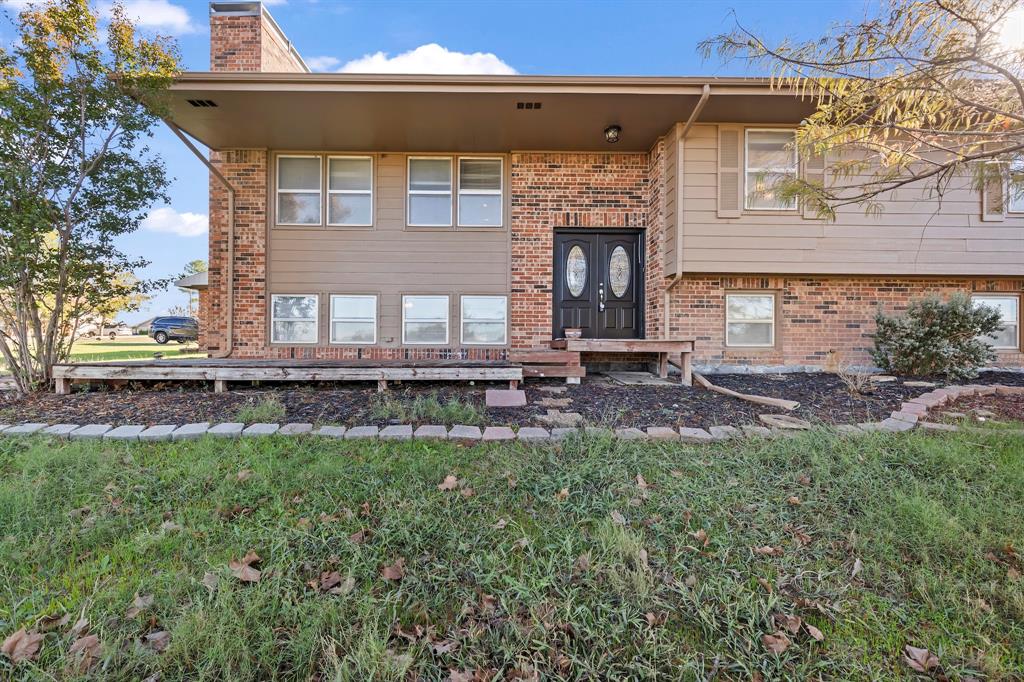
1,0,873,322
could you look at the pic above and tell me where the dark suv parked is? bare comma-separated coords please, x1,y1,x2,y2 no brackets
149,316,199,344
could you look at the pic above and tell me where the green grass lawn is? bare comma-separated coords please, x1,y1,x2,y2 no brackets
69,336,204,363
1,430,1022,680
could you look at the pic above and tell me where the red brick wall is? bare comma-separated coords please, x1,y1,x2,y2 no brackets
669,275,1024,368
509,152,652,349
210,11,306,73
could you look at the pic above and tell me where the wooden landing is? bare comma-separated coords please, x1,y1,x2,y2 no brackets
52,358,522,394
549,338,695,385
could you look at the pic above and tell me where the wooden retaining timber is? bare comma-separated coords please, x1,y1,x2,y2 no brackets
507,350,585,382
52,359,523,394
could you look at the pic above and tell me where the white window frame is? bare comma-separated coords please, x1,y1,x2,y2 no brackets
327,155,374,227
725,293,776,348
972,294,1020,350
329,294,377,345
407,156,453,227
460,295,508,345
744,128,798,211
1008,158,1024,214
276,155,323,226
270,293,319,344
457,157,503,227
402,295,449,345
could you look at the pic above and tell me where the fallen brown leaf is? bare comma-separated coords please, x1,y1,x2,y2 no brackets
636,474,650,490
460,486,475,498
610,510,627,525
753,546,783,557
554,487,569,501
798,473,811,485
773,613,802,634
229,551,262,583
348,529,369,544
144,630,171,653
851,557,863,578
575,553,591,572
1,628,44,664
757,577,774,593
381,558,405,581
787,496,801,506
903,645,940,673
236,469,253,482
430,639,458,655
159,520,182,532
68,633,101,673
507,475,518,488
805,623,824,642
202,572,219,592
36,613,70,633
438,474,459,491
125,593,154,619
761,631,791,654
493,518,508,530
689,529,709,547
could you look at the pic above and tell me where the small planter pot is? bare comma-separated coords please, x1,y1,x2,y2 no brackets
564,327,583,339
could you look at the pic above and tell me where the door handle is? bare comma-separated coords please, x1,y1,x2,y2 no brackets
598,283,606,311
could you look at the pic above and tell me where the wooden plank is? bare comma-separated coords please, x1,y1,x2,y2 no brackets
553,339,695,353
53,365,522,383
55,377,71,395
521,365,586,378
666,353,694,386
508,350,580,365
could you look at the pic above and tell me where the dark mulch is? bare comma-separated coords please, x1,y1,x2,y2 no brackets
952,393,1024,423
3,370,1023,429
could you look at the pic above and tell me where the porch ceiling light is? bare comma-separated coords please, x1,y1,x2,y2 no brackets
604,125,622,144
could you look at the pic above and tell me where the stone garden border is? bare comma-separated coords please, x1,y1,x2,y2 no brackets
1,384,1022,444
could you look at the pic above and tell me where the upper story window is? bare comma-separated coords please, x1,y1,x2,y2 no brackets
972,294,1019,350
408,158,453,226
745,129,798,211
458,158,503,226
277,156,322,225
1008,158,1024,213
328,156,373,226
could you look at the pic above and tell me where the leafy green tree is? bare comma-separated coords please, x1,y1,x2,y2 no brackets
177,258,206,316
701,0,1024,218
0,0,178,393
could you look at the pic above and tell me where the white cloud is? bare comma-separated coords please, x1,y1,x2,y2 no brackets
99,0,198,35
339,43,516,75
142,207,208,237
305,55,341,72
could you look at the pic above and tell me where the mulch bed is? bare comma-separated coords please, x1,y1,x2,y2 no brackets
3,370,1023,429
950,393,1024,423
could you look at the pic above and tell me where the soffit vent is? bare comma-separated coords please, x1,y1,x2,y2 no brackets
516,102,542,110
187,99,218,108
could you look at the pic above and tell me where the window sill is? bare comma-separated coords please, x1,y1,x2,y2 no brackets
273,224,375,231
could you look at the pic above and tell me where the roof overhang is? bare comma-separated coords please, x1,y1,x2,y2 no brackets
175,271,208,290
166,73,818,152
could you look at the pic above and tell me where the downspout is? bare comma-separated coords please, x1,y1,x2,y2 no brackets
663,83,711,338
164,120,236,358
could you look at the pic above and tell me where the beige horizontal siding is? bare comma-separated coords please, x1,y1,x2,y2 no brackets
268,152,510,348
678,124,1024,276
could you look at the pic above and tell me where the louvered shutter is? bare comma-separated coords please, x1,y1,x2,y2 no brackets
717,126,742,218
801,151,826,219
981,162,1005,222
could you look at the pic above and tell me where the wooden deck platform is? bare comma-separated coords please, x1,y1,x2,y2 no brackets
549,338,695,385
52,358,523,394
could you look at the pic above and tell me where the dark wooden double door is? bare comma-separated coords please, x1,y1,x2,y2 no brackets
552,229,643,340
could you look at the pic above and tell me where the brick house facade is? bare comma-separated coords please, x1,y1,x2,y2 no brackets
188,2,1024,371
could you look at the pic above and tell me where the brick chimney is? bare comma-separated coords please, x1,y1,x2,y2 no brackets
209,1,309,73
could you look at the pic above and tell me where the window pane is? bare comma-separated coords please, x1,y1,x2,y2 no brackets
458,194,501,226
409,159,451,192
746,131,796,169
332,321,375,343
272,321,316,343
973,296,1018,322
727,295,774,322
459,159,501,190
273,295,317,320
278,193,321,224
463,296,506,321
278,157,320,190
409,194,452,225
329,157,372,191
332,296,376,320
329,193,372,225
985,324,1018,348
405,322,447,344
404,296,448,320
728,322,773,346
463,321,506,344
746,172,796,210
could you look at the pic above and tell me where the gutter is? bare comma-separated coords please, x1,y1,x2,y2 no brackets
664,83,711,338
165,120,237,359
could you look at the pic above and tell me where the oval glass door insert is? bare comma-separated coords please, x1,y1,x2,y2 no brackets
609,246,630,297
566,245,587,297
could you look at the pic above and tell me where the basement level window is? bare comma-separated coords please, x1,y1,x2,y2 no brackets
403,295,449,345
271,294,318,344
972,294,1019,349
725,293,775,347
461,296,507,345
